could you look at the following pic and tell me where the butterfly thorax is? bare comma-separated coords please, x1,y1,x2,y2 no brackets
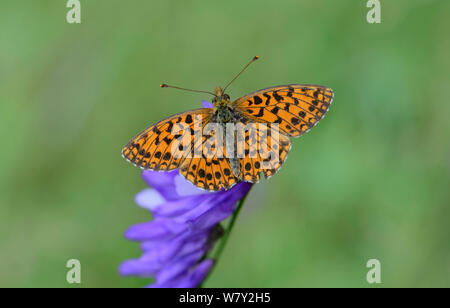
212,104,233,123
211,87,237,124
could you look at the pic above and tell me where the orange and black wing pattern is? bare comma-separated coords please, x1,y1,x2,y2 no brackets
122,109,213,171
236,125,292,182
232,84,333,138
180,157,240,191
179,125,239,191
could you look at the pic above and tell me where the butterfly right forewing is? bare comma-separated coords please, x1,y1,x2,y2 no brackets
232,84,333,138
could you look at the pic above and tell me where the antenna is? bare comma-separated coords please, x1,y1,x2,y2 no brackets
160,84,216,96
223,56,259,93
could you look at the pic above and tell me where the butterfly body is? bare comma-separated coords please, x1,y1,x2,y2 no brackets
210,87,243,178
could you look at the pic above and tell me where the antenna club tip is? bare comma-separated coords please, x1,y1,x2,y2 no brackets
160,84,168,88
254,55,260,60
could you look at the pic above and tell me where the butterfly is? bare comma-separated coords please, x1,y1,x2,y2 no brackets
122,56,333,191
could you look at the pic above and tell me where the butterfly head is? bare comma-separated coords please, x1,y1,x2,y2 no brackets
212,87,230,107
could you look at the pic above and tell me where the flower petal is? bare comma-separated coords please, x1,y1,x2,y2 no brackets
202,101,213,108
135,188,165,210
181,259,214,288
119,258,158,277
147,259,214,288
124,219,187,241
174,173,209,197
155,250,205,284
142,170,179,200
177,182,252,230
151,195,210,217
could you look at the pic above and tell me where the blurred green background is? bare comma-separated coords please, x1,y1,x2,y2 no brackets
1,0,449,288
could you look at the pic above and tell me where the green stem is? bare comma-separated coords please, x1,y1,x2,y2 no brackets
213,194,248,260
199,188,252,287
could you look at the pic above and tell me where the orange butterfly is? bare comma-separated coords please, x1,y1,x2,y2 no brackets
122,56,333,191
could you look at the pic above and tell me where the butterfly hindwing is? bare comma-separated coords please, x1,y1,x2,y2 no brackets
232,84,333,138
180,157,239,191
179,125,239,191
237,125,292,182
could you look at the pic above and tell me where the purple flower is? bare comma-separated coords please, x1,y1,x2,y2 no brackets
119,101,253,287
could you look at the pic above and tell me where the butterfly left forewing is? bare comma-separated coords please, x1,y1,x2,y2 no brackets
122,108,212,171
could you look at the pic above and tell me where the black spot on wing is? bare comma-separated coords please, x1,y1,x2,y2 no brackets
198,169,205,178
273,91,283,102
253,96,263,105
263,93,271,105
270,106,280,115
166,121,173,133
287,86,294,97
254,108,264,117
